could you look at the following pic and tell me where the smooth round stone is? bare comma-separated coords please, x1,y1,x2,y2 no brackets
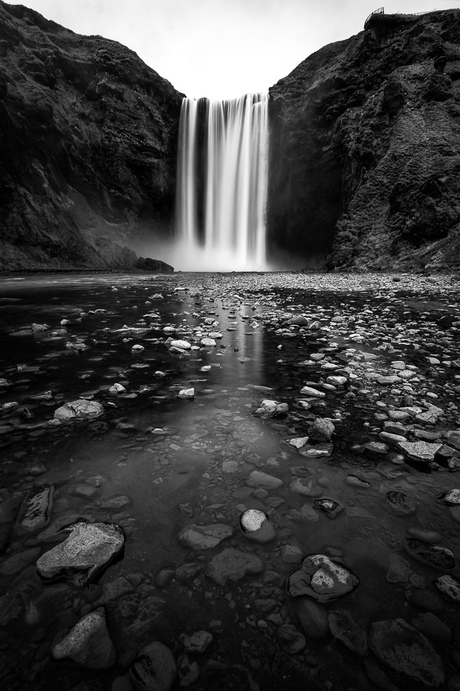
246,470,283,490
411,612,452,645
407,528,442,544
240,509,276,544
295,598,328,639
277,624,306,654
328,609,368,656
409,588,444,614
130,642,176,691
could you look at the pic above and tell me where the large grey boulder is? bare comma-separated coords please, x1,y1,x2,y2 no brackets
52,607,116,669
36,521,125,586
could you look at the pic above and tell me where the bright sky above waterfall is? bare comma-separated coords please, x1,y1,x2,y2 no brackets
8,0,460,99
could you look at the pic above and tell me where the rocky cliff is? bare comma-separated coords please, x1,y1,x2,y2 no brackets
268,9,460,271
0,1,183,271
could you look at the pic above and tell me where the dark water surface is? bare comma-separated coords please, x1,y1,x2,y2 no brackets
0,272,460,690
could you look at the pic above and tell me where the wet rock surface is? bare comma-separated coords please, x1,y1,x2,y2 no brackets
1,271,460,690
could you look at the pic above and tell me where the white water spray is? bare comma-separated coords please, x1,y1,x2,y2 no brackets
174,93,269,271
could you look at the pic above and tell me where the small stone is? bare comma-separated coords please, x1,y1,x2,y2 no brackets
253,399,289,418
181,630,213,654
385,491,417,516
246,470,283,490
405,538,456,570
240,509,276,544
281,545,303,565
286,554,359,602
295,598,328,639
54,399,103,420
206,548,264,586
277,624,306,654
328,609,368,656
52,607,116,669
178,388,194,399
130,641,176,691
435,575,460,602
411,612,452,645
289,477,322,497
178,524,233,550
409,588,444,614
14,485,54,536
308,418,335,441
300,386,325,397
440,489,460,505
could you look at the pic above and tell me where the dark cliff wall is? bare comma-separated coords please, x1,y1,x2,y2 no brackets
0,1,183,270
268,10,460,271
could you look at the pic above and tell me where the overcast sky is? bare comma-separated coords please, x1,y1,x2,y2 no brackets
6,0,460,99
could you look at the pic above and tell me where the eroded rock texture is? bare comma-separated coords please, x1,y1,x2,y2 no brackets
0,1,183,270
268,10,460,270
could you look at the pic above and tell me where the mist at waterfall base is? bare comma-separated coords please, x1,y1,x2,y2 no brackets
170,93,272,272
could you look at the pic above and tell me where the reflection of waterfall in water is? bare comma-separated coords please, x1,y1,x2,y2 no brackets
174,93,269,271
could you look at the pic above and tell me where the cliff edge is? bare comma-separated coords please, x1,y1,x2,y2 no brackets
269,10,460,271
0,1,183,270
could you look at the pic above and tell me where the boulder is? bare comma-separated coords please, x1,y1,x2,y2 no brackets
369,618,444,687
36,521,125,586
52,607,116,669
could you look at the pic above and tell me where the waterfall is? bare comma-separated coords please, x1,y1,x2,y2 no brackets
175,93,269,271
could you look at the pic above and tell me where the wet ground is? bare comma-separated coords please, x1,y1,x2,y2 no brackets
1,271,460,691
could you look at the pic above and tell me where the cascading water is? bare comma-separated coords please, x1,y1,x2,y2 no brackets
174,93,269,271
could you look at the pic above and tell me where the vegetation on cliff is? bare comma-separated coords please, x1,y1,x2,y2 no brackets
269,10,460,271
0,1,183,270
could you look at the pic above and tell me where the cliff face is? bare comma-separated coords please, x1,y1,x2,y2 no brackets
268,10,460,271
0,1,183,270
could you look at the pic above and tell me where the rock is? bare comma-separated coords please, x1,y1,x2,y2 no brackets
178,524,233,550
277,624,306,654
155,569,175,588
0,495,22,550
109,383,126,394
288,436,309,449
177,388,194,399
0,546,41,576
295,598,328,639
181,630,213,654
170,340,191,351
281,545,303,565
253,399,289,418
386,553,412,583
385,491,417,516
328,610,368,655
300,386,325,397
52,607,116,669
411,612,452,644
446,431,460,451
200,337,216,347
240,509,276,544
407,528,441,544
54,400,104,420
101,495,131,510
246,470,283,490
286,554,359,601
369,618,445,687
397,440,442,463
289,477,323,497
130,641,176,691
313,498,344,518
405,538,456,570
440,489,460,505
206,548,264,586
308,417,335,441
435,575,460,602
37,521,125,586
409,588,444,614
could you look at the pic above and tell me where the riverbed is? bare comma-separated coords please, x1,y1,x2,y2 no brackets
0,271,460,691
